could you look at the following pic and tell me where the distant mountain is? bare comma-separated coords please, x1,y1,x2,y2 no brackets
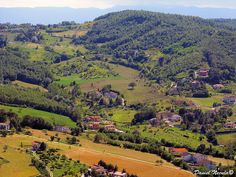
74,10,236,83
0,7,111,24
1,6,236,24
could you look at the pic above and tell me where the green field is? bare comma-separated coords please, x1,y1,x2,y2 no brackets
107,108,137,123
125,126,222,151
79,64,165,104
0,105,76,128
55,74,121,86
217,133,236,145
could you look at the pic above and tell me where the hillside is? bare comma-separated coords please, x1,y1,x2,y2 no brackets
74,10,236,83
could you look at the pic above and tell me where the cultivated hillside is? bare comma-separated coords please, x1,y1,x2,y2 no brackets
74,10,236,83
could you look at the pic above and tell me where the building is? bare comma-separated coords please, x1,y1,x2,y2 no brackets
156,112,181,122
32,141,42,151
91,165,107,176
222,96,236,105
169,147,189,156
149,117,162,127
213,84,224,90
183,153,215,169
84,116,101,122
104,91,118,99
104,124,116,132
88,122,100,130
191,80,201,88
224,122,236,129
113,171,127,177
196,68,209,77
54,126,70,133
0,122,10,130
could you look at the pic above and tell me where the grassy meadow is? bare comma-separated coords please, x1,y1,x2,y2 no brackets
0,104,76,127
80,64,164,104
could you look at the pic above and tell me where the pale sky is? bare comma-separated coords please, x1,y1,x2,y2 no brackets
0,0,236,9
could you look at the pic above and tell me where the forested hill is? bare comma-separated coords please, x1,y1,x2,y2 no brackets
74,10,236,83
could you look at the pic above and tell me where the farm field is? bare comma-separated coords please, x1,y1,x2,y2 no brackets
127,126,221,151
12,80,48,92
105,108,137,123
0,104,76,127
0,141,39,177
186,95,225,109
217,133,236,145
0,132,194,177
80,64,165,104
208,156,234,166
55,74,122,86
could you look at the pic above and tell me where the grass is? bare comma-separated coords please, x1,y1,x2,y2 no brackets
186,94,225,109
55,74,121,86
12,80,48,92
106,108,137,123
80,64,165,104
125,126,221,152
217,133,236,145
0,143,39,177
0,133,194,177
0,157,9,165
0,104,76,128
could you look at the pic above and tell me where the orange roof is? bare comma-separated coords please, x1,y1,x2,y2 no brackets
170,148,188,153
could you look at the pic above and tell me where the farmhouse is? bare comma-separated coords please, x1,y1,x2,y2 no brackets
90,165,107,176
191,80,201,88
156,112,181,122
104,124,116,132
88,122,100,130
112,171,127,177
213,84,224,90
169,147,189,156
196,68,209,77
149,118,162,127
54,126,70,133
32,141,42,151
183,153,215,169
0,122,10,130
224,122,236,129
104,91,118,99
222,96,236,105
84,115,101,122
149,112,181,127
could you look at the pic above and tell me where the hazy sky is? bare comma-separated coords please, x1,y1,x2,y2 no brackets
1,0,236,9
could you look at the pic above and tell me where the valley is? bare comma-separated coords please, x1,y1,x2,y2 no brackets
0,10,236,177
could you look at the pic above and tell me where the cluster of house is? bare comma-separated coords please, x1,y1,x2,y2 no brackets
224,121,236,129
195,68,209,78
169,148,215,169
222,96,236,105
89,165,127,177
83,116,123,133
149,112,181,127
87,90,125,106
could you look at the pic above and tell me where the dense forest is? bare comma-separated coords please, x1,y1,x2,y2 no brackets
0,48,53,87
74,10,236,83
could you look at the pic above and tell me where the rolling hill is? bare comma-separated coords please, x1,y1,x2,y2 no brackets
74,10,236,83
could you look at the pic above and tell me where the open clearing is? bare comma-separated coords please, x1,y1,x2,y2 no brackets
0,104,76,128
80,64,164,104
12,80,48,92
0,141,39,177
217,133,236,145
0,132,194,177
